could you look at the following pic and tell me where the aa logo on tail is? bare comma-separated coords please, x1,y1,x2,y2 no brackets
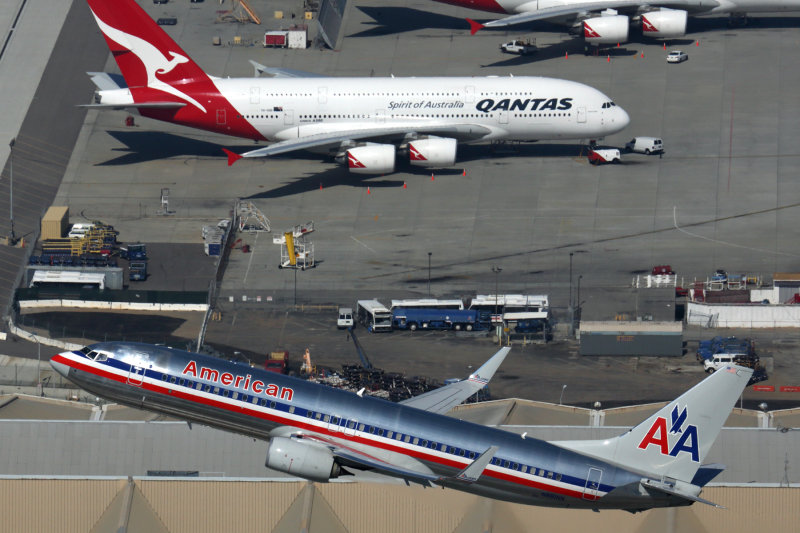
637,405,700,462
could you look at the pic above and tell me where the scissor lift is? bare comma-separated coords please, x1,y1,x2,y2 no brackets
274,221,314,269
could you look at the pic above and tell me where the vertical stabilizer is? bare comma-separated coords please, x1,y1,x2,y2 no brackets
552,366,753,482
87,0,209,108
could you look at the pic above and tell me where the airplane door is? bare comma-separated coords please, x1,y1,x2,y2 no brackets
284,110,294,125
498,110,508,124
318,87,327,104
583,467,602,500
327,415,341,433
577,107,586,123
127,364,145,387
250,87,260,104
344,419,358,437
465,86,475,103
216,109,226,125
376,109,385,123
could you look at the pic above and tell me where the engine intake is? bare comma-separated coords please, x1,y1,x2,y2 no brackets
583,15,629,45
641,9,687,38
345,144,395,174
407,137,457,168
265,437,342,482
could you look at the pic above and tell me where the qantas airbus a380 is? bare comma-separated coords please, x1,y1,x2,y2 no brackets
84,0,629,174
454,0,800,43
52,342,752,511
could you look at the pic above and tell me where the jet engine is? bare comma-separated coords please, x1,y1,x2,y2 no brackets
407,137,457,168
344,144,396,174
640,9,688,38
582,15,629,45
265,437,342,482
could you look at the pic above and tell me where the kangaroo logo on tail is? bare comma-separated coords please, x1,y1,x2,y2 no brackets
91,11,206,113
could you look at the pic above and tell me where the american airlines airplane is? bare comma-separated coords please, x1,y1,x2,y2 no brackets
84,0,629,174
452,0,800,43
51,342,752,511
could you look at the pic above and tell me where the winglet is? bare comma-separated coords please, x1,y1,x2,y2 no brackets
467,18,484,35
223,148,243,166
453,445,499,483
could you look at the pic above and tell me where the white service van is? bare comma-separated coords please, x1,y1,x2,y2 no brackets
625,137,664,155
703,354,743,373
337,307,354,329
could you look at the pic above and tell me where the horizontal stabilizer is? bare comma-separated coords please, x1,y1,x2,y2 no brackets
87,72,127,90
249,60,326,78
640,478,724,509
400,347,510,414
78,102,187,109
467,18,484,35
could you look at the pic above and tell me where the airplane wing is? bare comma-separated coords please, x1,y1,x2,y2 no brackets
299,433,498,485
470,0,694,32
248,60,327,78
399,347,510,414
226,123,492,163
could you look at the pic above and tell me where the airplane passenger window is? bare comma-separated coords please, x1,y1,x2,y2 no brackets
270,401,276,408
288,406,295,414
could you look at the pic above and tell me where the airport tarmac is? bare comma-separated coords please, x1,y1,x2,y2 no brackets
11,0,800,405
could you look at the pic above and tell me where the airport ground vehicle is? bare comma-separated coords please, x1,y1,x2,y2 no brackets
588,148,621,165
337,308,354,329
356,300,393,332
625,137,664,155
128,261,147,281
392,308,484,331
265,351,289,374
667,50,689,63
500,39,537,54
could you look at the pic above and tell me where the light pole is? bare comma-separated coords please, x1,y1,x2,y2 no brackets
293,266,297,306
492,265,502,319
8,138,16,244
577,274,583,312
559,384,567,405
569,252,574,309
427,252,432,298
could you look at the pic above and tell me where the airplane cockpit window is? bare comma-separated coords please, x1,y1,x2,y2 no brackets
85,350,109,362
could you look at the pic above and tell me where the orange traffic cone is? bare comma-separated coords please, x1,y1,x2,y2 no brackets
367,187,371,194
319,182,323,190
462,169,466,176
695,40,699,46
565,51,568,59
641,51,644,58
403,181,407,189
607,55,610,62
663,42,666,50
431,173,435,181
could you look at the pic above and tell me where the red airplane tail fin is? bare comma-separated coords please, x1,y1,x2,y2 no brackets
87,0,209,88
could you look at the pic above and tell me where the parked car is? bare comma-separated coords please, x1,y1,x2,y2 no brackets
666,50,688,63
625,136,664,155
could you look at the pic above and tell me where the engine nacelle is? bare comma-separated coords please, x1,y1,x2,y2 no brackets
641,9,688,38
583,15,629,45
265,437,342,482
407,137,457,168
345,144,395,174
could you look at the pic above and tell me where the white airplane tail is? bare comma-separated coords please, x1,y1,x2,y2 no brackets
553,365,753,483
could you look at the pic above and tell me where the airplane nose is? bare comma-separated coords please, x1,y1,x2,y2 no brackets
50,356,71,378
618,107,630,129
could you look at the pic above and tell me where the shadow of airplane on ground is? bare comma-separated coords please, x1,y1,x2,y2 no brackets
100,131,232,166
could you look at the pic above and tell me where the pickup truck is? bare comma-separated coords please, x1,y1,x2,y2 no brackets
500,39,537,55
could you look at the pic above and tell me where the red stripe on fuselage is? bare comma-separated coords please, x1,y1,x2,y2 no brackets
53,353,597,501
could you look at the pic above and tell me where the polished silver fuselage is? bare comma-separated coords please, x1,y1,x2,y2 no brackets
51,342,685,510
